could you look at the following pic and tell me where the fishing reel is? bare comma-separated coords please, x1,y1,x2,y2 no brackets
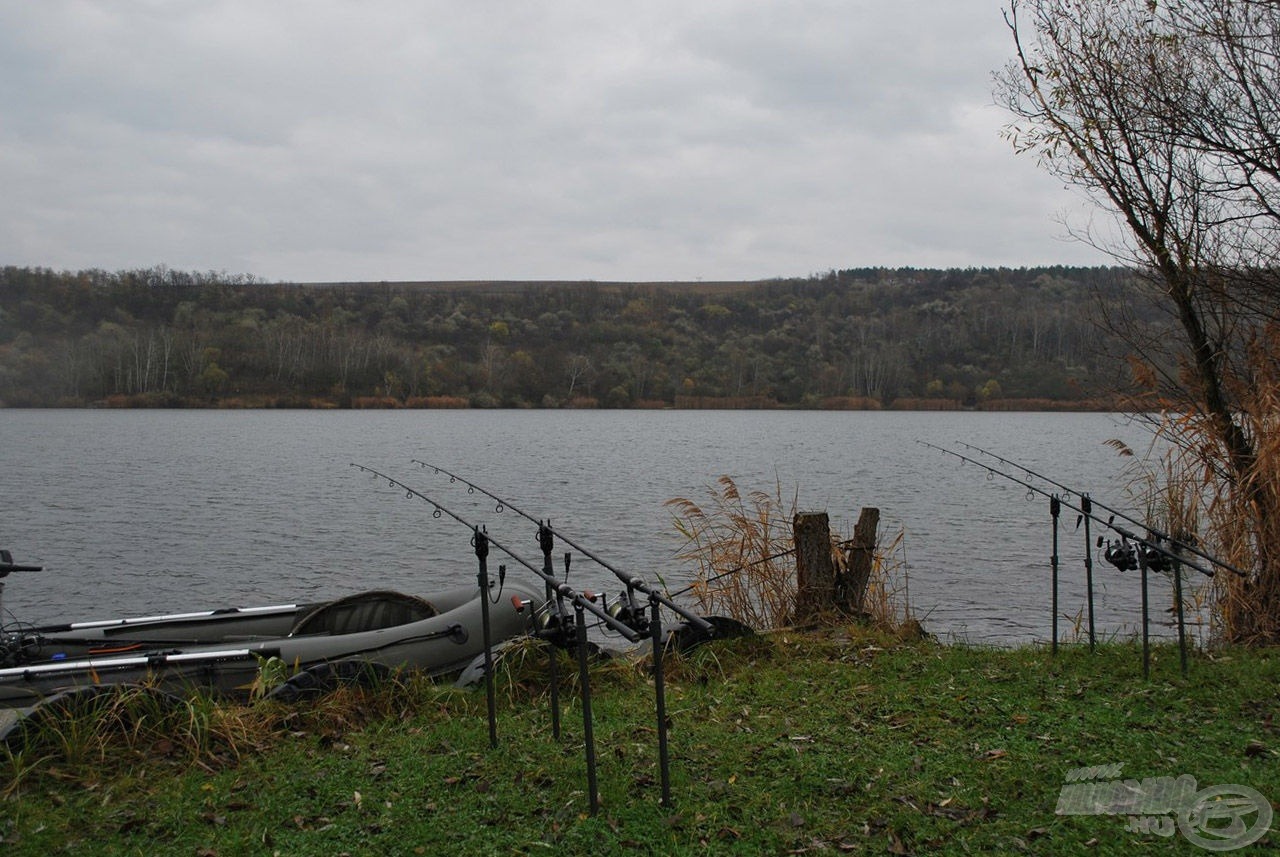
1141,544,1173,573
0,627,40,668
604,590,648,635
1099,537,1173,573
531,603,576,648
1100,537,1138,572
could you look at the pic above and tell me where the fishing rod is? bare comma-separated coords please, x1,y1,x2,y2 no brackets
411,459,572,739
921,441,1213,676
351,463,651,814
957,441,1248,579
411,459,713,635
411,459,715,807
351,464,641,643
918,442,1219,580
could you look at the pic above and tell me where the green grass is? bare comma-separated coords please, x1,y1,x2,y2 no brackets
1,631,1276,855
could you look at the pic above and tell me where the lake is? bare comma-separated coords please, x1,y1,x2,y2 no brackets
0,409,1196,645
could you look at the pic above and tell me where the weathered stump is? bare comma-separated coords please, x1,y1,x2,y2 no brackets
792,507,881,624
793,511,837,622
841,507,880,614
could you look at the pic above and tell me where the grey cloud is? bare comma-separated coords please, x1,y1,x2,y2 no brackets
0,1,1111,281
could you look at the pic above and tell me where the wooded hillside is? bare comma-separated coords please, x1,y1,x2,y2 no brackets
0,265,1153,409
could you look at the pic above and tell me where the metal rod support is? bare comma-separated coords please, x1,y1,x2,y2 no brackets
474,528,498,749
538,524,562,740
1050,494,1060,656
574,600,600,816
1140,552,1151,679
1082,495,1096,652
650,591,672,806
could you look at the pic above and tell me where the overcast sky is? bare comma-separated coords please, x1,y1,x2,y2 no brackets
0,1,1115,283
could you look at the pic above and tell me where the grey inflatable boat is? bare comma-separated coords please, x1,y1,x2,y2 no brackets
0,577,543,738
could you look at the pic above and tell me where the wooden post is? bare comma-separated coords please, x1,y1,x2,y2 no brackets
793,511,835,623
842,507,880,614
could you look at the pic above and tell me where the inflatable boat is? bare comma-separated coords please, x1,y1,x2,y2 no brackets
0,580,543,738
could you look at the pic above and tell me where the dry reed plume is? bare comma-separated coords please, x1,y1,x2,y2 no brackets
666,476,798,630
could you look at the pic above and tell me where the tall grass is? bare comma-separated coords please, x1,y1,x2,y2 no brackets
666,476,913,633
0,683,283,796
0,668,429,797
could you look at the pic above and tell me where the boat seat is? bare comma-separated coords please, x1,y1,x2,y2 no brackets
288,590,438,637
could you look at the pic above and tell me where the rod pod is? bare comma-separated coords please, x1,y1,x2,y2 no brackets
351,464,648,810
919,442,1223,673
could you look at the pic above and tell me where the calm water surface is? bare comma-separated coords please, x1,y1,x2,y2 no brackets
1,409,1189,644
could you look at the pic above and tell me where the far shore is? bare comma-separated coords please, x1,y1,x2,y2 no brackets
2,393,1141,412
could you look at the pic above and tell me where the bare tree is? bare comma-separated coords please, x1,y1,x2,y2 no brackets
996,0,1280,641
565,353,593,401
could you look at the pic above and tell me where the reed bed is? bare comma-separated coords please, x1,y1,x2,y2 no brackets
666,476,913,633
1123,327,1280,645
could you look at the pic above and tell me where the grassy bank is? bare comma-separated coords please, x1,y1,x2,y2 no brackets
2,631,1276,855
